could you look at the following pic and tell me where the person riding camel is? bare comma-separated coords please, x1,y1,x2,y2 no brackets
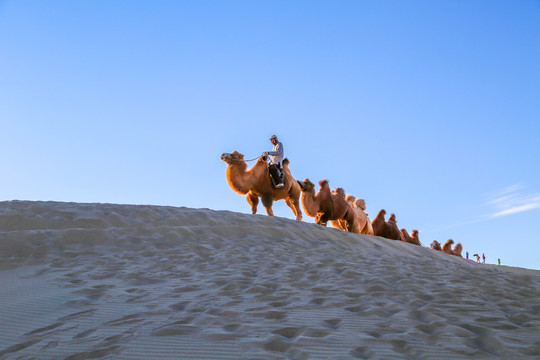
263,135,285,188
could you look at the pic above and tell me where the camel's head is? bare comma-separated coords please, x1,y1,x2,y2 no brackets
220,150,245,164
430,240,442,250
297,178,315,192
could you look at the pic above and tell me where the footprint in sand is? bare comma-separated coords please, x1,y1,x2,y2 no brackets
322,318,341,330
350,346,375,359
272,326,306,339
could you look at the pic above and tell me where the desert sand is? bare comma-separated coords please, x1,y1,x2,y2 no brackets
1,201,539,359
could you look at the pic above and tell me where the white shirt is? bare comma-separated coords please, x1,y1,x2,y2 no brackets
267,141,284,165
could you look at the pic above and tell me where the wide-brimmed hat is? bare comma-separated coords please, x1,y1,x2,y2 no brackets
269,135,277,140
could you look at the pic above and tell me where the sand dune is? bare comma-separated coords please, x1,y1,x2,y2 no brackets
1,200,539,359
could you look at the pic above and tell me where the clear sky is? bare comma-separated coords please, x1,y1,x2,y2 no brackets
1,1,539,269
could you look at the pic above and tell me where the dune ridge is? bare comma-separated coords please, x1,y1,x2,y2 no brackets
1,200,540,359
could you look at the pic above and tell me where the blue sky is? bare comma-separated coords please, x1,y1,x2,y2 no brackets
1,1,539,269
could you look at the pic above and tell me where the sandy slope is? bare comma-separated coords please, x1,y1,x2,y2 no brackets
1,200,539,359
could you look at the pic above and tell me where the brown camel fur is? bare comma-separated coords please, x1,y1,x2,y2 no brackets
430,240,442,250
329,187,349,231
400,228,412,243
452,242,463,257
372,209,388,238
441,239,462,256
220,150,302,220
386,213,402,240
410,229,421,246
338,194,374,235
371,209,401,240
400,228,421,246
297,179,355,232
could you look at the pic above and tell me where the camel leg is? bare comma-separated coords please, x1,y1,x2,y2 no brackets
343,210,356,232
285,197,303,221
346,218,355,232
246,193,259,214
317,213,328,226
261,195,274,216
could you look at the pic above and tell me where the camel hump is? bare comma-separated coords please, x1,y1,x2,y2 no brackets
282,158,289,165
333,187,346,197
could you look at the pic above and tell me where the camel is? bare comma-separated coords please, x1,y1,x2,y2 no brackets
329,188,349,231
452,242,463,257
220,150,302,220
338,194,374,235
297,179,355,232
400,228,421,246
372,209,388,238
441,239,460,256
410,230,421,246
442,239,463,257
400,229,412,243
371,209,401,240
442,239,454,255
430,240,442,250
400,229,420,245
386,213,402,240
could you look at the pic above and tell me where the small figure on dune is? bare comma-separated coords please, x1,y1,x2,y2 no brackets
263,135,285,189
220,150,302,220
473,254,481,263
482,253,486,264
430,240,442,250
400,228,421,246
371,209,401,240
466,251,469,260
297,179,355,232
498,258,501,265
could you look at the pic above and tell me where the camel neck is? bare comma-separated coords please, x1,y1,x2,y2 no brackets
226,161,254,195
300,190,319,217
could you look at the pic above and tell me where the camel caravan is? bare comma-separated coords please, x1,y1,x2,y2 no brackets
220,141,463,258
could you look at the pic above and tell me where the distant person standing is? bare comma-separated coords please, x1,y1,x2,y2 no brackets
482,253,486,264
466,251,469,260
263,135,285,189
498,258,501,265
